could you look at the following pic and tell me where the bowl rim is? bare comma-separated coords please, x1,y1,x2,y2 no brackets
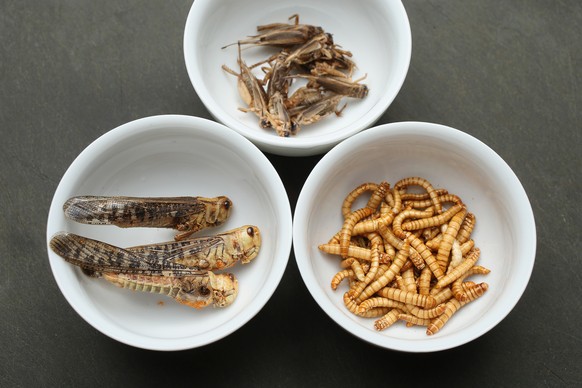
46,114,293,351
183,0,412,156
292,121,537,352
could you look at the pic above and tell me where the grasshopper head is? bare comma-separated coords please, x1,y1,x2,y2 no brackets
208,272,239,308
239,225,261,264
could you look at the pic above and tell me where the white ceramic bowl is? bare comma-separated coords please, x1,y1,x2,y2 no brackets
46,115,292,351
184,0,411,156
293,122,536,352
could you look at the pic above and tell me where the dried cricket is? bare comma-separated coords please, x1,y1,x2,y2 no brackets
63,195,232,241
290,74,369,99
50,225,261,276
221,14,368,136
222,47,272,129
222,14,324,49
319,177,491,336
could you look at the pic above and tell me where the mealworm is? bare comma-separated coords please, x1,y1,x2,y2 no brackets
394,177,443,214
434,248,481,289
374,309,402,331
320,177,490,336
342,182,378,218
376,287,437,309
339,207,375,257
331,269,354,290
436,206,468,271
318,243,391,263
401,203,463,232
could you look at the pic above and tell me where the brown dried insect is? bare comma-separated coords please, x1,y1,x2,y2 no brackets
222,14,367,137
222,14,324,49
63,195,232,241
102,271,238,309
50,225,261,276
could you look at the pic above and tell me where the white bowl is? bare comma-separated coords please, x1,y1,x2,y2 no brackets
46,115,292,351
293,122,536,352
184,0,411,156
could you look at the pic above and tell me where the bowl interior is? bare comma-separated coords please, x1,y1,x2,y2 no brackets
46,115,292,350
184,0,411,155
293,122,536,352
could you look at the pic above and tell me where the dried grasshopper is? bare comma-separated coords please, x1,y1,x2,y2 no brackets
49,225,261,276
101,271,238,309
222,14,324,49
63,195,232,241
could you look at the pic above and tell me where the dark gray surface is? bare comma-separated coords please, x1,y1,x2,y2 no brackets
1,0,580,386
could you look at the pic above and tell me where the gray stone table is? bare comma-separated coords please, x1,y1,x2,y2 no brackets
1,1,580,386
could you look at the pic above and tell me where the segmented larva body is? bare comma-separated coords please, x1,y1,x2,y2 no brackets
341,182,378,218
321,177,491,336
339,207,375,258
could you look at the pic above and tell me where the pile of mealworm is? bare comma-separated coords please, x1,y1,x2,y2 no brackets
222,14,368,137
319,177,490,335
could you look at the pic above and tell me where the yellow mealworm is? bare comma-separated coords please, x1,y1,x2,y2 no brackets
331,269,354,290
400,188,448,201
392,208,435,239
398,313,431,327
405,233,444,279
457,212,476,244
427,280,489,335
348,243,381,300
401,203,464,231
408,246,426,270
340,258,367,282
342,182,378,218
321,177,490,336
374,309,402,331
391,187,402,214
432,287,454,304
339,207,375,257
376,287,437,309
460,239,475,255
401,267,417,294
353,210,395,236
436,206,468,271
318,243,391,263
356,241,410,303
461,282,489,301
367,181,390,211
426,299,462,335
405,303,447,319
405,194,463,209
453,267,490,301
358,297,407,314
343,292,391,317
418,266,433,295
394,176,443,214
377,220,404,250
434,248,481,289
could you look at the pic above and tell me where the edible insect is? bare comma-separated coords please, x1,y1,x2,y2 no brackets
49,225,261,276
290,74,369,99
102,271,238,309
319,177,490,335
222,14,324,49
63,195,232,241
